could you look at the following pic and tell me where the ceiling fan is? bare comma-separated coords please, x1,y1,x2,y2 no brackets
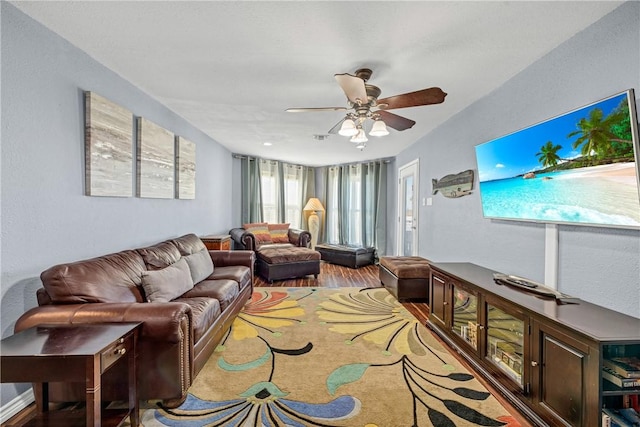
286,68,447,148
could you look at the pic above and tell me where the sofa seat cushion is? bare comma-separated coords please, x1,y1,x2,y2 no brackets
174,297,221,343
210,266,252,291
257,246,321,264
257,243,294,251
379,256,430,279
181,279,239,311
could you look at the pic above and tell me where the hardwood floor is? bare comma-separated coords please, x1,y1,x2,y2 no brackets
2,261,533,427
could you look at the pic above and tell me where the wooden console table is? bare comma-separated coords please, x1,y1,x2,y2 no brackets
201,234,231,250
1,323,141,427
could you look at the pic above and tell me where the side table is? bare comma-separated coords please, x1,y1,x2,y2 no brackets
201,234,231,250
1,323,141,427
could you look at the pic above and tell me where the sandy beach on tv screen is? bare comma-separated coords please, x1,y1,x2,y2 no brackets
558,162,638,186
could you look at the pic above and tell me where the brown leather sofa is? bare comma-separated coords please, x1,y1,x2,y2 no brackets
14,233,254,407
229,227,320,282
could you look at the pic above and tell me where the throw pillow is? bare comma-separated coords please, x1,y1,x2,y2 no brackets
141,258,194,302
243,222,272,244
183,249,214,283
268,223,290,243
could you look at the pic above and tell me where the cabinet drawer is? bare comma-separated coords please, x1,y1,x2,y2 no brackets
101,335,131,372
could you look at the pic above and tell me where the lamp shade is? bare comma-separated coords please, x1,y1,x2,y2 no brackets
338,119,358,136
369,119,389,136
350,128,368,143
303,197,325,212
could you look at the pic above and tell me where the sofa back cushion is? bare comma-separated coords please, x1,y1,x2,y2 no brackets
169,234,214,283
183,250,214,284
40,250,147,304
243,222,272,245
268,223,290,243
170,233,207,256
141,258,194,302
137,241,181,270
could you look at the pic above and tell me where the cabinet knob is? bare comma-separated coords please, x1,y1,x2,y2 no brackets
443,302,448,305
478,325,485,330
531,360,538,367
115,348,126,355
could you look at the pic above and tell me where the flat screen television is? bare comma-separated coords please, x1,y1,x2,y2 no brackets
474,89,640,229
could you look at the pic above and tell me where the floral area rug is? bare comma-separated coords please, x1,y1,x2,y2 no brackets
139,287,521,426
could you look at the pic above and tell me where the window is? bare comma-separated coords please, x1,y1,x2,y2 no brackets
325,161,387,250
258,159,306,228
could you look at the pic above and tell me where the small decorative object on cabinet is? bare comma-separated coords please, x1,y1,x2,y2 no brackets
200,234,231,250
427,262,640,427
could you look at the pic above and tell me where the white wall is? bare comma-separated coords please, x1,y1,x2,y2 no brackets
1,3,235,407
395,1,640,318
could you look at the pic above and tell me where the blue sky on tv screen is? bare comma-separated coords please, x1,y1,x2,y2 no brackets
475,93,628,182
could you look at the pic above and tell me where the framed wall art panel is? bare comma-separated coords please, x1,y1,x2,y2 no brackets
136,117,175,199
84,91,133,197
176,136,196,199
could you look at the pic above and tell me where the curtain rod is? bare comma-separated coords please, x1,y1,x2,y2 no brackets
232,153,393,166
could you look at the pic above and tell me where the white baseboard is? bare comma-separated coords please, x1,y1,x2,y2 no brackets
0,388,34,424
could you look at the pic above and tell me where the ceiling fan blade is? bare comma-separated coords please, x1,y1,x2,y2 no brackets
377,110,416,131
377,87,447,110
334,73,368,105
286,107,348,113
328,118,346,134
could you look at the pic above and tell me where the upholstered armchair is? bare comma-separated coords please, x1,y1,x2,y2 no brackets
229,223,311,252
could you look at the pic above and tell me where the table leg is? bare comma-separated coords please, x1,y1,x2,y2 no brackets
33,382,48,413
128,332,139,427
86,354,101,427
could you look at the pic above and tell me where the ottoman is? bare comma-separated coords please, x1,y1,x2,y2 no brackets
315,244,376,269
379,256,430,301
256,245,321,283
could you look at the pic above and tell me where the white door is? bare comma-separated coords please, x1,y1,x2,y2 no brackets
397,160,419,256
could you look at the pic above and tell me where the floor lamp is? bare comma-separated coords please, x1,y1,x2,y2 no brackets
303,198,324,250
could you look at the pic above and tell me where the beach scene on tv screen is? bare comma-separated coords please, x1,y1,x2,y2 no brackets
475,92,640,227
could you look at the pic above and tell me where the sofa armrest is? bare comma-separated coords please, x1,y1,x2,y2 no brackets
209,250,255,270
229,228,256,251
288,228,311,248
15,302,192,344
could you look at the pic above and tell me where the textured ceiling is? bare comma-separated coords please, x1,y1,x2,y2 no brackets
11,1,623,166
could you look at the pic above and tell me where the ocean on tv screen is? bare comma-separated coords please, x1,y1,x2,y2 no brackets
479,163,640,227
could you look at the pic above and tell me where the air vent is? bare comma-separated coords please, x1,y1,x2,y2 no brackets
313,134,330,141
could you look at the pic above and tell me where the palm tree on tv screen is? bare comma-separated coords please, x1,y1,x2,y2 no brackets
567,100,633,166
536,141,563,168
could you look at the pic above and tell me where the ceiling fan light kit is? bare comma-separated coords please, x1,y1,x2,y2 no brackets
287,68,447,150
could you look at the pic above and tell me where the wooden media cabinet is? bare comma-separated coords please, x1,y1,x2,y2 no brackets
426,262,640,427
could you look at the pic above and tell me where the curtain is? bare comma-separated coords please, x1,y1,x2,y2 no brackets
240,156,314,229
324,161,386,253
240,156,262,224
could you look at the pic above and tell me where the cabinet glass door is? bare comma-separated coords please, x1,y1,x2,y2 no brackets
486,304,525,387
451,284,478,350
